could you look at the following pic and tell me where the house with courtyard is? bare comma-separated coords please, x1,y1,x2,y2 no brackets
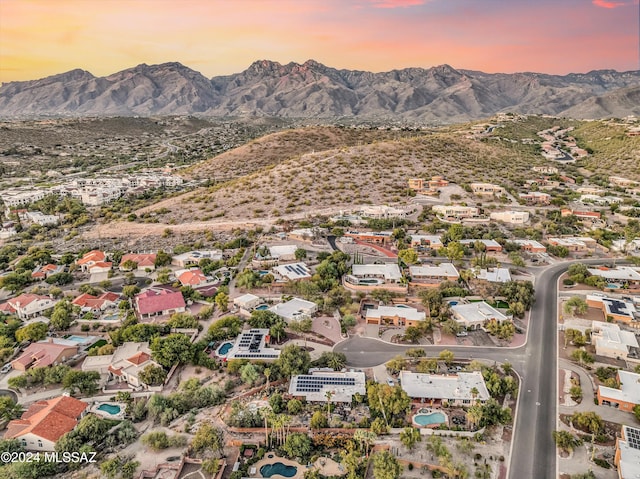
432,205,479,221
31,264,65,281
233,293,261,313
72,291,119,314
470,183,505,196
597,370,640,412
172,250,222,268
364,304,426,326
5,395,87,451
450,301,510,330
591,322,639,360
134,288,186,321
344,230,393,245
289,369,366,403
399,371,490,406
410,235,444,251
344,263,404,291
11,339,79,371
81,341,164,391
519,192,551,205
269,298,318,322
409,263,459,287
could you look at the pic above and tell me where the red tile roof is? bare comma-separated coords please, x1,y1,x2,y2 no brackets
120,253,156,268
127,351,150,365
12,341,78,369
77,250,106,266
5,396,87,443
135,289,185,316
177,268,207,286
89,261,112,270
8,293,50,309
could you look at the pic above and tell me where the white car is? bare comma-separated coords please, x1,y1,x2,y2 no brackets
386,378,395,386
0,364,12,374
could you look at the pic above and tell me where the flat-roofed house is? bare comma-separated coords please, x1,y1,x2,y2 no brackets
587,266,640,288
597,370,640,412
272,262,312,282
586,294,638,326
615,425,640,479
476,268,512,283
365,305,426,327
591,322,639,360
233,293,261,312
5,395,87,451
345,263,405,291
399,371,490,406
172,250,222,268
268,245,298,262
134,289,186,320
409,263,459,287
547,237,597,252
269,298,318,322
432,205,479,220
344,231,393,245
460,239,503,252
450,301,510,330
12,339,78,371
410,235,444,250
222,329,281,362
470,183,505,196
513,239,546,253
289,369,366,403
519,192,551,205
489,211,530,225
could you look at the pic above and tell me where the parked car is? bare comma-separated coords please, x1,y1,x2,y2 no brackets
386,378,395,386
456,331,468,337
1,364,12,374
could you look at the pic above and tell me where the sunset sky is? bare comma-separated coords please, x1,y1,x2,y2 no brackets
0,0,638,83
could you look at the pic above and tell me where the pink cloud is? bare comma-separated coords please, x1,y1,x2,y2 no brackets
592,0,627,8
366,0,427,8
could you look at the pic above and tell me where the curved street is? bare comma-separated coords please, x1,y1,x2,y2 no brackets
334,259,613,479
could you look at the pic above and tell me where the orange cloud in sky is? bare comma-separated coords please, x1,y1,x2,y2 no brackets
593,0,624,8
0,0,636,83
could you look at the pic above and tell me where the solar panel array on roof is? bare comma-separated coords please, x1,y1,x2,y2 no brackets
627,426,640,450
293,375,357,393
284,264,309,276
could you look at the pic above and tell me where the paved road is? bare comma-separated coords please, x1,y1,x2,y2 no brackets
335,258,619,479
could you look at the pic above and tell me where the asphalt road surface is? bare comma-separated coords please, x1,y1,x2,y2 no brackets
334,260,611,479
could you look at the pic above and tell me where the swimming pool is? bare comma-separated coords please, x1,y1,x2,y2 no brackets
413,410,447,427
606,283,620,289
217,342,233,355
255,304,269,311
97,403,122,415
67,335,90,343
260,462,298,478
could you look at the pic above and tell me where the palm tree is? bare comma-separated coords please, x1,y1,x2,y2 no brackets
467,404,484,431
470,387,479,405
325,390,334,422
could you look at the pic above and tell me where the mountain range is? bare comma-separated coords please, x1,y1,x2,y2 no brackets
1,60,639,121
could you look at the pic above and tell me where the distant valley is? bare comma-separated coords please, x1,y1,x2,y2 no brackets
1,60,639,121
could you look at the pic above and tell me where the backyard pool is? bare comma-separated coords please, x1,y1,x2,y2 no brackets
606,283,620,289
260,463,298,478
255,304,269,311
413,409,447,427
448,301,458,306
217,342,234,355
97,403,122,415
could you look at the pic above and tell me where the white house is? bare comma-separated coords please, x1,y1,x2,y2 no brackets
450,301,510,330
289,369,366,403
489,211,530,225
591,322,639,360
1,294,57,319
269,298,318,322
399,371,490,406
233,293,261,311
476,268,512,283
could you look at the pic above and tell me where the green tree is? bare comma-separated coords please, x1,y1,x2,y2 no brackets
310,410,328,429
444,242,465,262
552,430,581,454
62,370,100,396
240,362,259,386
372,450,402,479
138,364,167,386
150,334,194,368
0,396,22,421
399,427,421,450
50,299,74,330
287,398,303,415
564,296,589,316
15,321,48,342
121,259,138,271
571,349,594,367
295,248,307,260
277,344,311,377
167,312,199,329
438,349,455,365
282,432,312,460
154,250,172,268
190,422,224,457
398,248,419,265
215,292,229,312
366,382,411,425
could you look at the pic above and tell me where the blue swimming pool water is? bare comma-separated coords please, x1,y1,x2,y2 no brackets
67,335,89,343
413,412,446,426
449,301,458,306
218,342,233,355
260,463,297,478
97,404,121,415
607,283,620,289
255,304,269,310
